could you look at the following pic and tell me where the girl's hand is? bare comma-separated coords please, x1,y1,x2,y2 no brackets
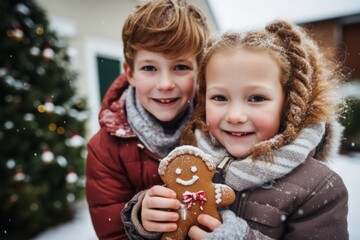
188,214,222,240
141,185,181,232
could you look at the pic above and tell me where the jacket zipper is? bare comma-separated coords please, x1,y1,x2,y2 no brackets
237,191,247,216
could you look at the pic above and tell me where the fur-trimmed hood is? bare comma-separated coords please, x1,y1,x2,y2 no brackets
98,73,136,138
314,118,344,162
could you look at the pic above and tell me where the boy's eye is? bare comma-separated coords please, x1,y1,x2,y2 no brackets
142,65,156,71
212,95,227,101
249,96,266,102
174,64,190,71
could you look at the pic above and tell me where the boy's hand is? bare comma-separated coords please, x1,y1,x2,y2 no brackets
141,185,181,232
188,214,222,240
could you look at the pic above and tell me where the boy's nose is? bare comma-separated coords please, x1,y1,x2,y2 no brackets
156,73,175,90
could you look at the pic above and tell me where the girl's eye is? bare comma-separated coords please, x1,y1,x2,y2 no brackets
174,64,190,71
249,96,266,102
212,95,227,102
142,65,156,71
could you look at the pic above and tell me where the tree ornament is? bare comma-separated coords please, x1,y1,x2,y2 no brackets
29,46,41,56
41,148,54,163
66,170,78,184
44,98,55,112
43,47,54,60
14,168,25,182
65,132,85,147
6,159,16,169
56,155,68,167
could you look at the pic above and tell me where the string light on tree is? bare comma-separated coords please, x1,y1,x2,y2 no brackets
6,27,24,42
35,26,44,35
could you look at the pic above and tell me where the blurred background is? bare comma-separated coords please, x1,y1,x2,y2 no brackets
1,0,359,239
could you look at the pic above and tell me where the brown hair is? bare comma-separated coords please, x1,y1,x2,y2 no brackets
122,0,209,70
181,20,345,162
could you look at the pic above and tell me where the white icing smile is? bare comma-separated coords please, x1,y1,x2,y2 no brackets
176,175,199,186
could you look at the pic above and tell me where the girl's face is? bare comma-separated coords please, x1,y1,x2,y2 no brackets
205,49,284,158
125,49,197,122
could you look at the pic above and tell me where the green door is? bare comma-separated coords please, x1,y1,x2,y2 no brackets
97,56,121,102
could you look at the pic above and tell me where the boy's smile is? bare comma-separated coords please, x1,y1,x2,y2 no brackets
125,49,197,122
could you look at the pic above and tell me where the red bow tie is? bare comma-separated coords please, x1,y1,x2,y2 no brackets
182,190,207,210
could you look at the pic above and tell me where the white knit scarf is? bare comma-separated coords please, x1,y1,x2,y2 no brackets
126,86,193,158
195,123,326,191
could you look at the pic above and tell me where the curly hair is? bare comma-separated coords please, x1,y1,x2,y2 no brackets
180,20,345,162
122,0,209,70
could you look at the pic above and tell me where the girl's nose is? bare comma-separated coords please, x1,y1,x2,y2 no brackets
225,104,248,124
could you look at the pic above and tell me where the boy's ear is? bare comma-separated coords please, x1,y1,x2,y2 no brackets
124,62,135,86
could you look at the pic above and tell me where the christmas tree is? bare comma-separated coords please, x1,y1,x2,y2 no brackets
0,0,88,239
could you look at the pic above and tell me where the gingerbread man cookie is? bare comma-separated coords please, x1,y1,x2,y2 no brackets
158,145,235,240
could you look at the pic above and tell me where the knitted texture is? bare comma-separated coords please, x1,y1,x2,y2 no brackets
126,86,193,157
196,123,325,191
205,210,274,240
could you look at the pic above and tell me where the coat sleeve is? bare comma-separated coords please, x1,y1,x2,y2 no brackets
284,171,349,240
86,128,135,240
205,210,274,240
121,190,162,240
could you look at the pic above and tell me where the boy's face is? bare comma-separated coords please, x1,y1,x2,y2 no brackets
205,49,284,158
125,49,197,122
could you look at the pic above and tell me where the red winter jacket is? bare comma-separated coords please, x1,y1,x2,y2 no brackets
86,74,163,239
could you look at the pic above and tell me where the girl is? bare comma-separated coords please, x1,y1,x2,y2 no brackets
181,20,348,239
122,20,348,240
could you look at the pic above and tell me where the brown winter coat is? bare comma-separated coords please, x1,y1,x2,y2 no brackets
232,156,348,239
86,74,163,239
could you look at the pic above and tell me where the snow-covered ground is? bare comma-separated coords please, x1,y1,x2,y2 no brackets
328,152,360,240
34,153,360,240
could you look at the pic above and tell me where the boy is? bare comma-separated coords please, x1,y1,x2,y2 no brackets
85,0,209,239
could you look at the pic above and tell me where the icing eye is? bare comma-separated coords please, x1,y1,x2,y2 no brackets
191,166,197,173
175,168,182,175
